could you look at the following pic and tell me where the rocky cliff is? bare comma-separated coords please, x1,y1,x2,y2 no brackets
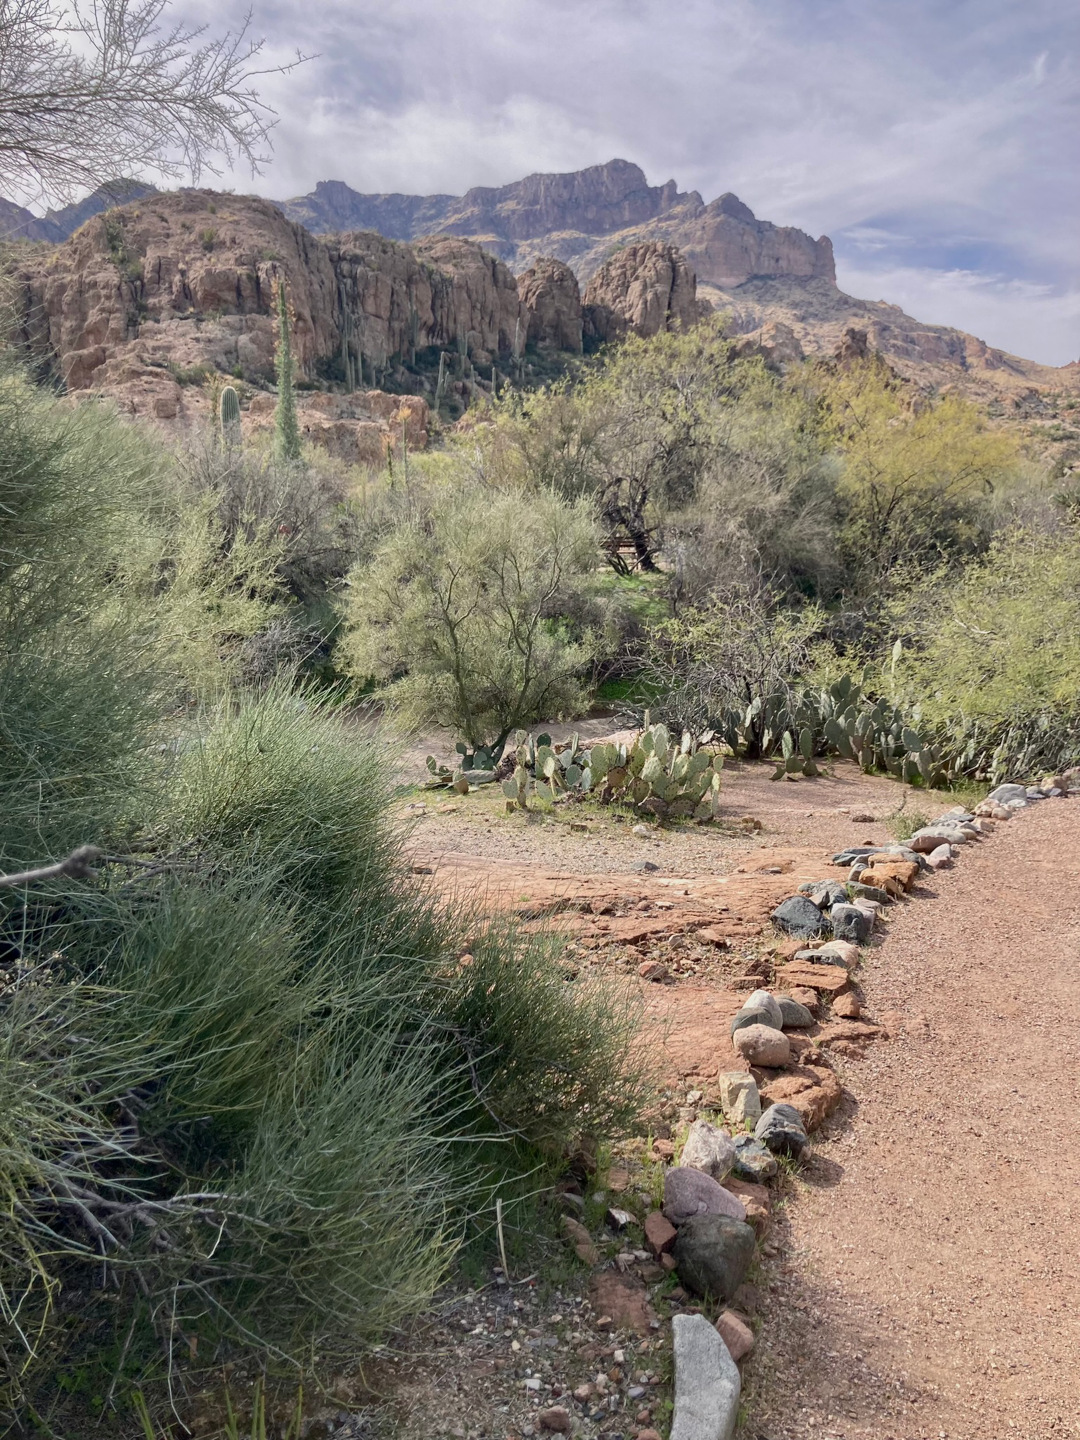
10,188,705,455
583,243,702,343
279,159,834,291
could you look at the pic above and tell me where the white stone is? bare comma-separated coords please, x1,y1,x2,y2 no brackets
670,1313,740,1440
717,1071,761,1125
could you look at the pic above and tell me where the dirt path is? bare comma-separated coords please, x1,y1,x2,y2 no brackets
742,797,1080,1440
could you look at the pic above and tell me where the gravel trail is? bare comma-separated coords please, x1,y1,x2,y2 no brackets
743,798,1080,1440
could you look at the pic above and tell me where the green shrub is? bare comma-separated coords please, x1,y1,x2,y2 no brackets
341,480,600,756
0,369,644,1423
889,527,1080,778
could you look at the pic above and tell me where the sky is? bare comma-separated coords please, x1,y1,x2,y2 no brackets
177,0,1078,364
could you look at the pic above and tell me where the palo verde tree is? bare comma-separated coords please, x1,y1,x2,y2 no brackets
341,479,600,760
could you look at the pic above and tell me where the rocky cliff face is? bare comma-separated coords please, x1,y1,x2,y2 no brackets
583,243,702,343
517,257,582,352
13,190,535,401
280,159,691,247
278,159,834,292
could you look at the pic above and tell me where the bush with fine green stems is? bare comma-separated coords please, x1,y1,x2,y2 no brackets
0,371,645,1425
4,689,644,1422
341,477,601,756
888,526,1080,778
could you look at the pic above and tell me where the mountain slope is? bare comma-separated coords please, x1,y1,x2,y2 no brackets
281,160,1076,401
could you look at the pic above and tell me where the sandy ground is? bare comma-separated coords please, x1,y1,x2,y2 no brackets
376,747,1079,1440
739,795,1080,1440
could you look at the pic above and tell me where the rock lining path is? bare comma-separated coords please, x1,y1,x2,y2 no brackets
743,797,1080,1440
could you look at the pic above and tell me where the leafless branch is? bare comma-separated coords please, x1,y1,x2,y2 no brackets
0,843,102,887
0,0,312,206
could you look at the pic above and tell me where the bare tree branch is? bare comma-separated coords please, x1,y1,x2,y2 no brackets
0,0,311,206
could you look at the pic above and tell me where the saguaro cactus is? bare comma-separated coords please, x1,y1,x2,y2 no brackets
218,384,242,448
273,279,301,462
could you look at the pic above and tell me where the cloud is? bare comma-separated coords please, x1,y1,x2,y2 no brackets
87,0,1080,362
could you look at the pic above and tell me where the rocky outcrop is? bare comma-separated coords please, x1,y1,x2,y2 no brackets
517,257,582,352
583,242,700,344
12,190,530,405
281,159,691,246
278,160,835,293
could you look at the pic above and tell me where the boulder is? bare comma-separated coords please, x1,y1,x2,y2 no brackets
770,895,829,938
742,989,785,1029
777,996,815,1028
680,1120,736,1181
583,241,699,343
517,255,583,352
925,843,954,870
670,1312,741,1440
760,1067,843,1130
664,1167,747,1225
830,904,873,944
731,1135,778,1181
754,1103,809,1157
849,881,891,905
717,1071,761,1125
672,1214,757,1303
732,1023,791,1067
729,1004,779,1037
799,880,847,910
908,826,970,852
986,783,1028,804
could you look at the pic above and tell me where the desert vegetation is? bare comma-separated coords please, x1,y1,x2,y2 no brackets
2,233,1079,1435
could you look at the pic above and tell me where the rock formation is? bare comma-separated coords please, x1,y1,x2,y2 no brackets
517,257,583,352
583,242,701,344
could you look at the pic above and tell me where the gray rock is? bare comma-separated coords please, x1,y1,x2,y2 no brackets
831,846,882,865
729,1005,777,1036
680,1120,736,1181
799,879,848,910
908,825,970,852
882,844,929,869
986,783,1027,804
731,1135,778,1181
743,989,784,1029
664,1166,746,1225
794,946,848,969
672,1212,756,1302
636,859,660,873
1025,787,1045,800
925,843,954,870
755,1103,809,1158
670,1312,741,1440
830,903,873,944
777,995,815,1028
770,895,829,938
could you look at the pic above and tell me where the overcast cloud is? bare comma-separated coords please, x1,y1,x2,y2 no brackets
177,0,1080,363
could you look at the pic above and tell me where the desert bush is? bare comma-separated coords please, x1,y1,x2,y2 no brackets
341,479,601,756
0,374,644,1424
639,585,830,754
888,527,1080,778
818,356,1025,585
